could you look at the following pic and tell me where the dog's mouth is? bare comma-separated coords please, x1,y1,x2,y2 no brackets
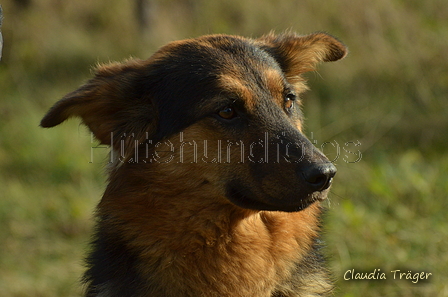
225,181,326,212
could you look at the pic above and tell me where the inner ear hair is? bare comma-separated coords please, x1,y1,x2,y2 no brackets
257,32,348,75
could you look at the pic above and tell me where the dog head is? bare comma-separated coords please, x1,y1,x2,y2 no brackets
41,32,347,213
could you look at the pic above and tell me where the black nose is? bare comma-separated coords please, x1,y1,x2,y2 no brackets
301,163,337,192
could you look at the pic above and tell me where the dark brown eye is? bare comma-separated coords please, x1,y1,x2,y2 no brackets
285,93,296,111
218,107,237,119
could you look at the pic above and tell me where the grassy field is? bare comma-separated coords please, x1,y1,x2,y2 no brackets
1,0,447,296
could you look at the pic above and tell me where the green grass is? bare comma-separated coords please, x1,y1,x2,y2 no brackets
325,151,448,296
1,0,447,296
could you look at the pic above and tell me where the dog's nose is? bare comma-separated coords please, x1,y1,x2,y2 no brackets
301,163,337,192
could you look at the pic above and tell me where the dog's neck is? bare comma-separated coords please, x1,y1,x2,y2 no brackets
85,163,322,296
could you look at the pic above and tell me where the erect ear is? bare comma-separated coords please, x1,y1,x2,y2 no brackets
257,32,347,80
40,59,157,148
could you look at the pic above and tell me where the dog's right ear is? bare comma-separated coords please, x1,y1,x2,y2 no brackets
40,60,157,147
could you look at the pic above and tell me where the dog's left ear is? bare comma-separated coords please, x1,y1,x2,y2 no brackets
40,60,157,148
258,32,347,78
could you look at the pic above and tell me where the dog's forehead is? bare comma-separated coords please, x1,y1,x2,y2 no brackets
163,35,274,64
161,35,287,106
157,35,282,79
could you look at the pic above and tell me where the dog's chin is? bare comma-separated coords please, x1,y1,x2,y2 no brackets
225,182,327,213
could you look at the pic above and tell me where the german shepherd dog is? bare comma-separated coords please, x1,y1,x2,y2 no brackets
41,32,347,297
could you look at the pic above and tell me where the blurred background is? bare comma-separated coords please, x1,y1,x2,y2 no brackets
0,0,447,296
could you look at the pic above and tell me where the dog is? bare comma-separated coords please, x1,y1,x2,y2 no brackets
41,32,347,297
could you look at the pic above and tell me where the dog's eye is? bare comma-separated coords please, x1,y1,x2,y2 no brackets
218,107,237,120
285,93,296,111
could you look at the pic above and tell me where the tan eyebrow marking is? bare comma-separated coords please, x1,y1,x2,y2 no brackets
219,74,256,110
